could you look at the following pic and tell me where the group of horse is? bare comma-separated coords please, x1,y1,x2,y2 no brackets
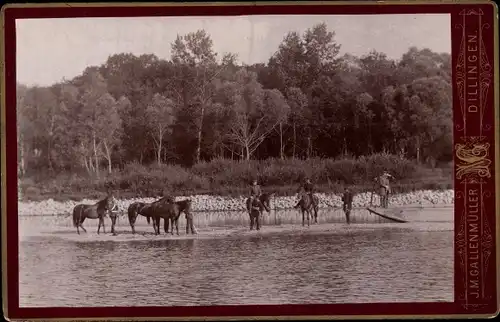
71,190,320,236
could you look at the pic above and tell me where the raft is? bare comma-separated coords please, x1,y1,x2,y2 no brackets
366,207,408,223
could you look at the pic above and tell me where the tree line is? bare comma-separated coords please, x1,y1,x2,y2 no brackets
17,22,452,179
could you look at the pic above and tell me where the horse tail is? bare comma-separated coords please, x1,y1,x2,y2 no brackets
73,205,83,227
72,206,79,227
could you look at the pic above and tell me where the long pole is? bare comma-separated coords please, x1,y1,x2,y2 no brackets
369,184,374,207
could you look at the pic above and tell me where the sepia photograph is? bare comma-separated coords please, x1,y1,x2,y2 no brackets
15,12,455,308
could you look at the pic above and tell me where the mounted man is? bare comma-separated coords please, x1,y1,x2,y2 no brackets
375,171,393,208
294,178,317,209
247,179,264,216
250,179,262,200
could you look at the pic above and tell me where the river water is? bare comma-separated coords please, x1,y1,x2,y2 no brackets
19,207,454,307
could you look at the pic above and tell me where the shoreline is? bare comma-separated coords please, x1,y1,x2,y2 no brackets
18,189,454,217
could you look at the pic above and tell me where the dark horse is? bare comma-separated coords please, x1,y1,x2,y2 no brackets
245,193,272,231
167,199,197,235
147,197,196,236
72,193,117,235
295,192,317,227
127,201,153,234
294,191,319,224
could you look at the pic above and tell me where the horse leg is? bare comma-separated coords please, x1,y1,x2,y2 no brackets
78,215,87,233
302,210,305,226
154,217,160,235
75,210,80,235
77,208,86,234
175,218,179,235
313,199,319,223
186,213,197,234
256,214,260,231
171,218,177,235
163,218,171,234
191,219,197,234
111,215,116,235
97,217,102,234
102,216,106,234
250,215,254,230
128,211,137,234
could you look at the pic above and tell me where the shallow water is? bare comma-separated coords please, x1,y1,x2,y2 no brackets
19,207,454,307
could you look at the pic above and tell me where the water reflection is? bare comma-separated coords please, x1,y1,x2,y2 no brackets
20,227,453,307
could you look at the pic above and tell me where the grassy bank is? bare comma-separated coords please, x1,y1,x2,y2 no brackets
19,153,453,202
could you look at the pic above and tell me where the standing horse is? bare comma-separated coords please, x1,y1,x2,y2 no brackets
296,192,315,227
147,196,183,236
246,193,272,230
72,194,117,235
294,192,319,223
167,199,197,235
127,202,153,234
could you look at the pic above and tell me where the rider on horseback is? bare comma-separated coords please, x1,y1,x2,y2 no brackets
250,179,262,201
249,179,262,211
294,178,314,209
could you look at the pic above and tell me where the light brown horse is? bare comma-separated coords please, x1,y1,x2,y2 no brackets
72,193,117,235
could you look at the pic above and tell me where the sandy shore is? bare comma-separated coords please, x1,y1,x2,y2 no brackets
18,189,454,217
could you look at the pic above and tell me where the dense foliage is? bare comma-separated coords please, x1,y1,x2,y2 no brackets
20,154,452,201
17,23,452,199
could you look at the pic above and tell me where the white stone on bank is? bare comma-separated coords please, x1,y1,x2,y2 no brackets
17,189,454,217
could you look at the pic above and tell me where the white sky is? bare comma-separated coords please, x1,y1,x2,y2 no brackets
16,14,451,87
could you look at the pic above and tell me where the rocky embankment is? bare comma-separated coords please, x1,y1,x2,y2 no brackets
18,189,454,217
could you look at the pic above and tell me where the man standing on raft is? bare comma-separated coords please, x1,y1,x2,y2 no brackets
375,171,393,208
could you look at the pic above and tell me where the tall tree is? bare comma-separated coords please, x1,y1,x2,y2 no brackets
170,30,236,163
222,69,288,160
144,93,176,165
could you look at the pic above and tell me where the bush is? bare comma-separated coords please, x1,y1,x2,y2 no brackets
18,154,451,201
